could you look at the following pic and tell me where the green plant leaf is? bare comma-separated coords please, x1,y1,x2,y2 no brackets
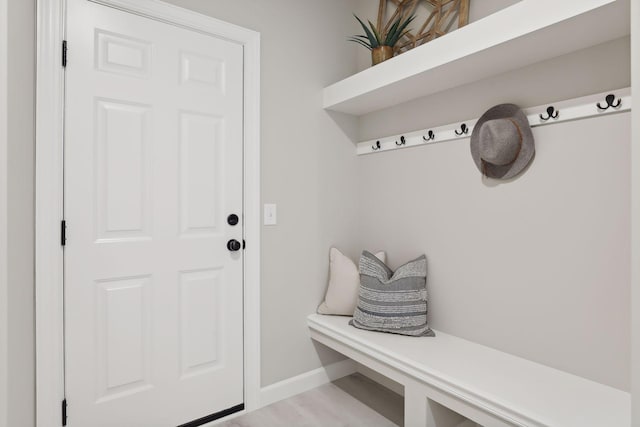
384,17,401,46
353,14,379,48
396,15,415,35
368,20,382,45
387,14,415,46
348,37,373,50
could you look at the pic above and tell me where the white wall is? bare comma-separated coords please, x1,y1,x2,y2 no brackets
358,112,630,390
5,0,35,425
354,17,631,392
0,0,9,425
631,0,640,422
351,0,631,389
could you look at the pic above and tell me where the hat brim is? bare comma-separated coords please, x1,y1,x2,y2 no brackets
470,104,535,179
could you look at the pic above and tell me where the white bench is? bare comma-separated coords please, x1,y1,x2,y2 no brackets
307,314,630,427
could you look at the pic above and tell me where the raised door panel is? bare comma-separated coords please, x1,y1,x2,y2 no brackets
95,99,152,242
95,29,152,78
95,276,152,402
180,51,225,91
179,112,222,237
179,269,223,378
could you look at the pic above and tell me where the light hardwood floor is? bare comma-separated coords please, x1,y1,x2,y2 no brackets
219,373,404,427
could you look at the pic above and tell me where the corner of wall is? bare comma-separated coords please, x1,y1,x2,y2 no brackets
259,359,357,408
0,0,9,424
630,0,639,423
5,0,36,425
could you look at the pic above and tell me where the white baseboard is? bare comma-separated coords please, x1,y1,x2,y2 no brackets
259,358,357,408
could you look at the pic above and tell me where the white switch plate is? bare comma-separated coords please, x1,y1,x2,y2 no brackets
264,203,277,225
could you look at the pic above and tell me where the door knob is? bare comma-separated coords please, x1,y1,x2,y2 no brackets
227,239,242,252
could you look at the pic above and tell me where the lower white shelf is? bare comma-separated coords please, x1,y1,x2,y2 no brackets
357,88,631,155
308,314,630,427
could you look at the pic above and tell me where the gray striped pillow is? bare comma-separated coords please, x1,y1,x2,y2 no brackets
350,251,434,337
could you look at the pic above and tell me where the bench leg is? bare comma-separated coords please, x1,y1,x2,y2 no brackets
404,382,432,427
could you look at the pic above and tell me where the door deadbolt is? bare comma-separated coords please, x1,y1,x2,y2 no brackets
227,214,239,226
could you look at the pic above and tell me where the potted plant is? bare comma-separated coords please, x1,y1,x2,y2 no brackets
349,13,415,66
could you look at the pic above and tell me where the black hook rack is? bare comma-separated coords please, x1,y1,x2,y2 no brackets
395,136,406,146
597,94,621,111
372,141,381,151
539,106,559,121
423,130,435,141
454,124,468,136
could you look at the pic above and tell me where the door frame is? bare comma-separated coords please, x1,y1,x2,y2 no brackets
35,1,261,426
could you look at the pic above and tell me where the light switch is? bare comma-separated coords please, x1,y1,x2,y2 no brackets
264,204,277,225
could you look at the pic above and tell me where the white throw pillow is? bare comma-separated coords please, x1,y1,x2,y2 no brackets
317,247,386,316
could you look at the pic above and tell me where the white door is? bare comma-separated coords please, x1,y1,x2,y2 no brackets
64,0,244,425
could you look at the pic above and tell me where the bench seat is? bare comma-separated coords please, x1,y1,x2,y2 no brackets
307,314,629,427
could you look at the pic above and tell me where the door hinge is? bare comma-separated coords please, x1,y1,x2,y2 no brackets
61,399,68,426
61,220,66,246
62,40,67,67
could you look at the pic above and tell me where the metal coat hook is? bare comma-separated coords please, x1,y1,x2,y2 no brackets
423,130,435,141
396,136,406,146
597,94,621,110
539,106,559,121
454,123,468,136
372,141,381,151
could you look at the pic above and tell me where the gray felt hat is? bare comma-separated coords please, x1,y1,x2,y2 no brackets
470,104,535,179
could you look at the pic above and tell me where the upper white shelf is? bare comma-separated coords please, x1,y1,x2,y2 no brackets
323,0,630,116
